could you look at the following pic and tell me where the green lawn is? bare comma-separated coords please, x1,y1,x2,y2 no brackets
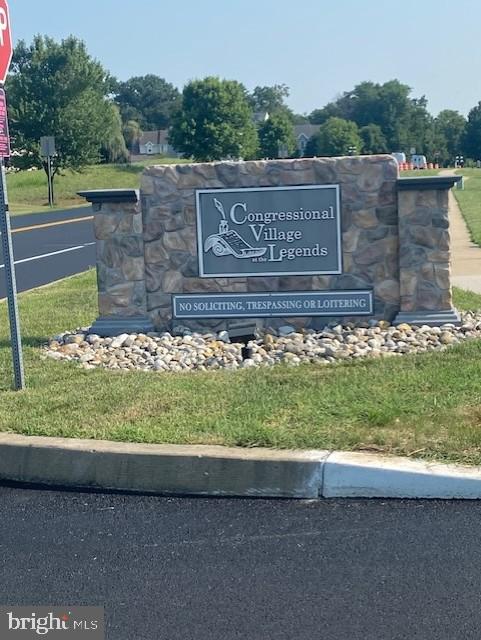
2,271,481,464
399,169,440,177
5,163,441,217
6,163,441,217
6,156,187,216
454,168,481,245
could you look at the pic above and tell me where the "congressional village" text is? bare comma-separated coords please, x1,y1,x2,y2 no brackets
229,201,335,262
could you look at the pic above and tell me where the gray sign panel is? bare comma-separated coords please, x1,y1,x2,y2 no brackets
196,185,341,278
40,135,56,157
173,290,373,319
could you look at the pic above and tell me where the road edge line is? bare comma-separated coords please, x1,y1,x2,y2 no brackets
11,215,94,234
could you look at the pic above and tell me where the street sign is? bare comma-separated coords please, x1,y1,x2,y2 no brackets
0,87,10,157
40,136,56,158
0,0,12,85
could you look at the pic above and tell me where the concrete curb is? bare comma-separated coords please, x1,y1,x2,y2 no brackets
0,434,328,498
322,451,481,499
1,434,481,499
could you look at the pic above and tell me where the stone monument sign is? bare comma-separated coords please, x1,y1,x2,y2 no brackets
78,155,461,336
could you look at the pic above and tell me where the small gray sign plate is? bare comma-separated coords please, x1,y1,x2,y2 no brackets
196,185,341,278
173,290,373,319
40,135,56,157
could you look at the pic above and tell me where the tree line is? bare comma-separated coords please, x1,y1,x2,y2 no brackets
6,35,481,178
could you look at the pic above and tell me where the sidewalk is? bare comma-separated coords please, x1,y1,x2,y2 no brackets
441,169,481,293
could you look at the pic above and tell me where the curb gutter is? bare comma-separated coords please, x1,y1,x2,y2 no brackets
1,434,481,499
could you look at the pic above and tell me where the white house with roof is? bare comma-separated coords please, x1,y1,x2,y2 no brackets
138,130,181,157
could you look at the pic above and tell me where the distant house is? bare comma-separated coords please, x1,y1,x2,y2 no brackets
138,130,181,157
294,124,320,157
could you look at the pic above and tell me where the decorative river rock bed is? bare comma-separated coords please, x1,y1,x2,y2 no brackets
43,312,481,373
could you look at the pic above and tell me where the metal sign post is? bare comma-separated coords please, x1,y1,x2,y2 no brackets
0,157,25,390
40,136,56,207
47,154,53,206
0,1,25,390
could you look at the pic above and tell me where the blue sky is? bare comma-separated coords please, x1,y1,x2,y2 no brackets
9,0,481,116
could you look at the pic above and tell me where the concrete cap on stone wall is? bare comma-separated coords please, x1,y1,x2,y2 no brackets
77,189,139,204
397,176,462,191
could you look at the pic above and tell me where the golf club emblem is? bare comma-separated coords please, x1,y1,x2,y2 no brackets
204,198,267,259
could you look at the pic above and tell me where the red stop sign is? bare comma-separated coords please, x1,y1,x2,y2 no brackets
0,0,12,85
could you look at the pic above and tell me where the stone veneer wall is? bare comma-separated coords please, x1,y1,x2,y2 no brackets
397,187,451,313
94,197,146,318
140,155,401,332
80,156,461,336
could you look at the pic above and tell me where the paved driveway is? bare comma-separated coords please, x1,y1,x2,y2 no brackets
1,486,480,639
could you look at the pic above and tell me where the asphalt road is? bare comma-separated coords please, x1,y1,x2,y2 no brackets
0,207,95,299
1,487,481,640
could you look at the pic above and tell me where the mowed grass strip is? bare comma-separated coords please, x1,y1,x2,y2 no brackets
6,163,438,216
6,156,187,216
454,168,481,245
399,169,440,177
1,271,481,463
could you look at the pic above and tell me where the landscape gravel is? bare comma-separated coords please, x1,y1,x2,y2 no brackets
42,312,481,373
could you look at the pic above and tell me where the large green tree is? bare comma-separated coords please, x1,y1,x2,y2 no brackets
309,80,434,154
309,103,342,125
304,132,323,157
249,84,291,116
405,96,435,156
433,109,466,165
359,124,388,154
6,35,126,178
464,102,481,160
100,104,129,164
258,111,296,158
114,75,181,130
169,77,259,161
122,120,143,153
305,117,362,157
